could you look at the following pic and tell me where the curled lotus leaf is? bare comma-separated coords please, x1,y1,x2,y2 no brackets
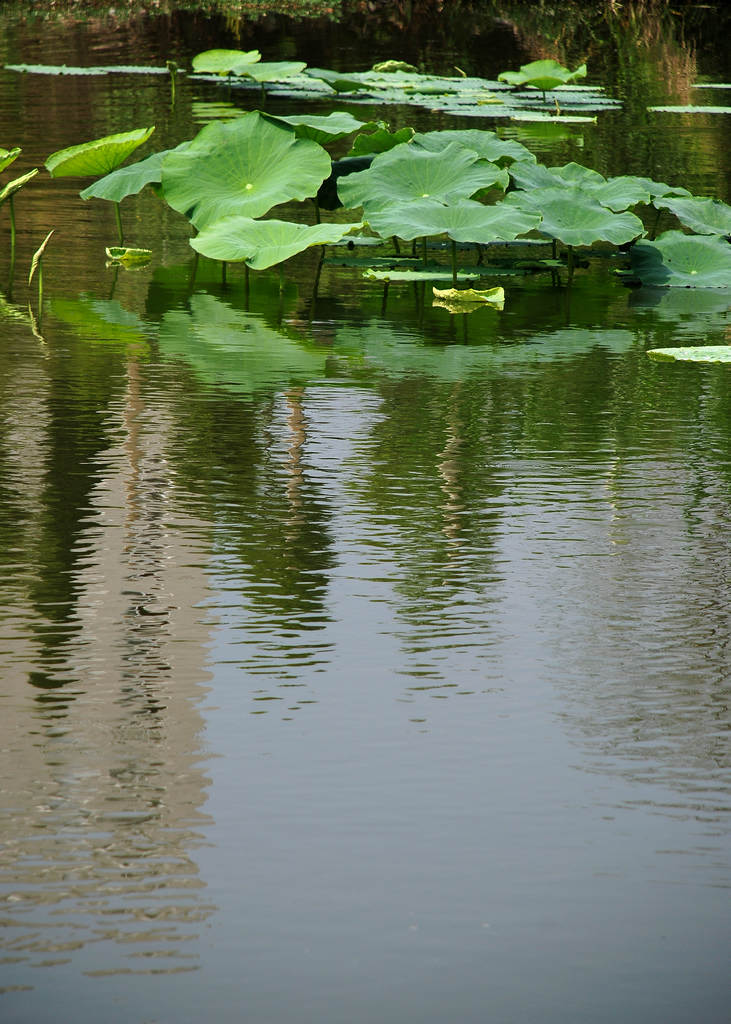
46,126,155,178
365,197,540,244
498,59,587,91
412,129,536,165
337,142,508,212
191,49,261,74
652,196,731,236
348,126,415,157
240,62,307,83
507,188,644,246
105,246,152,266
510,162,686,212
372,60,418,73
0,147,21,174
0,167,39,205
190,216,363,269
264,111,375,145
432,285,505,312
160,111,331,230
629,230,731,287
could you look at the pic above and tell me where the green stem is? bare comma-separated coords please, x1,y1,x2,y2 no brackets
37,259,43,312
114,202,124,245
451,238,457,287
9,194,16,254
221,260,227,286
279,264,284,294
650,206,662,241
567,245,575,284
422,237,427,266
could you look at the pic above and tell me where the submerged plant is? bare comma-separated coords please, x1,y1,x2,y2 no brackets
46,126,155,243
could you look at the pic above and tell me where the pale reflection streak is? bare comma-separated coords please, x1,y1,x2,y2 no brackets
0,358,216,984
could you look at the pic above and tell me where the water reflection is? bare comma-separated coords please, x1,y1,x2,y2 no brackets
0,317,215,982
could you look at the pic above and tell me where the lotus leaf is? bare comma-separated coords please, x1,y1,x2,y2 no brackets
432,285,505,312
509,111,597,124
337,142,508,212
240,61,307,83
364,197,540,244
649,105,731,114
264,111,374,145
0,147,21,174
5,62,173,76
105,246,152,266
160,112,331,230
510,162,658,211
498,59,587,92
190,216,363,269
0,167,39,205
80,150,167,202
191,49,261,74
306,68,360,92
507,188,644,247
412,129,536,165
652,196,731,236
647,345,731,362
46,126,155,178
348,127,415,157
629,231,731,288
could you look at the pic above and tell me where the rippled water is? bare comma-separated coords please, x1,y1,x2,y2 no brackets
0,5,729,1023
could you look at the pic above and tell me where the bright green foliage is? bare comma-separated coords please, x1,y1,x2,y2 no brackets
432,285,505,311
337,142,508,212
364,197,540,243
190,216,363,269
264,111,375,145
348,126,415,157
105,246,152,266
412,129,535,165
240,61,307,83
507,188,644,246
46,126,155,177
191,49,261,74
498,59,587,91
372,60,418,73
629,230,731,287
160,112,331,230
652,196,731,236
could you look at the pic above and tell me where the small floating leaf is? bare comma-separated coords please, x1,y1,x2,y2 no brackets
432,285,505,311
648,105,731,114
105,246,153,266
46,126,155,178
647,345,731,362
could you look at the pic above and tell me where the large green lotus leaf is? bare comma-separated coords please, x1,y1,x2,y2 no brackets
348,126,415,156
160,112,331,229
412,129,536,165
80,150,166,202
191,49,261,74
629,231,731,287
365,197,540,243
498,59,587,91
46,126,155,178
0,147,21,174
647,345,731,362
337,142,508,212
507,188,644,246
306,68,360,92
510,162,682,212
190,216,363,269
653,196,731,236
264,111,374,145
158,293,330,395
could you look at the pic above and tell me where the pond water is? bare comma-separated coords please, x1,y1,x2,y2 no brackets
0,4,729,1023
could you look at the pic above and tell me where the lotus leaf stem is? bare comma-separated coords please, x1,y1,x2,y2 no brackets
567,245,575,284
422,237,427,266
9,195,16,253
221,261,227,286
451,239,457,287
114,201,124,245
